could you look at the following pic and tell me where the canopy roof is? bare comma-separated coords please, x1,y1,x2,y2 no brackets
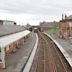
0,25,25,37
0,30,30,48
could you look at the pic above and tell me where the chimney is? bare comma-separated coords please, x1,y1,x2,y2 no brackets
62,14,63,20
65,14,67,20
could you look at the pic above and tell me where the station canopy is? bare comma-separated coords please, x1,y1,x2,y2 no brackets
0,30,30,48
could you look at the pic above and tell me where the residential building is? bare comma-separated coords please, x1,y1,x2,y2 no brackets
40,21,59,31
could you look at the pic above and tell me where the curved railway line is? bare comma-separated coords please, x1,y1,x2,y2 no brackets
29,31,72,72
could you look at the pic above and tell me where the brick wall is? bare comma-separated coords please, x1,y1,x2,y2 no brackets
59,20,72,39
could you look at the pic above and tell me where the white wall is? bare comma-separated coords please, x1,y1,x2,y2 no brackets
3,21,14,25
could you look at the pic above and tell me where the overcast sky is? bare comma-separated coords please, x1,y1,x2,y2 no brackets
0,0,72,25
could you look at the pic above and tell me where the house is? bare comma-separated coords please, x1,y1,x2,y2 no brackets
0,24,30,68
40,21,59,31
59,14,72,39
0,20,16,26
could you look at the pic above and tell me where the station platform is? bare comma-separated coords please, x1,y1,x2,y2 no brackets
0,33,36,72
44,32,72,67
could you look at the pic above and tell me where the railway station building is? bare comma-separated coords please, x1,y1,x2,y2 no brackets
0,22,30,68
0,20,16,26
59,15,72,39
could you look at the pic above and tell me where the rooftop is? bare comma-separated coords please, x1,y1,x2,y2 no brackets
67,15,72,19
40,21,59,28
60,15,72,22
0,25,25,37
0,30,30,48
0,20,15,22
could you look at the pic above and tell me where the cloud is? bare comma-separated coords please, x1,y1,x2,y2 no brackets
0,0,72,15
0,0,72,25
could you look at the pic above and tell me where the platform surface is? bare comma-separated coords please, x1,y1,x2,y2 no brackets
45,32,72,67
0,33,36,72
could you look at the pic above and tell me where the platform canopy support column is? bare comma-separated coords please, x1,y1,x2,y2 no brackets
0,47,5,68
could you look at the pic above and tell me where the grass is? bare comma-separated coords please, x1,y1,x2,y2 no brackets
48,28,58,33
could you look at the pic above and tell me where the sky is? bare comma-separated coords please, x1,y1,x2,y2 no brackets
0,0,72,25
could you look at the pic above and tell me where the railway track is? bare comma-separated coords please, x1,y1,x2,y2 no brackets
29,32,72,72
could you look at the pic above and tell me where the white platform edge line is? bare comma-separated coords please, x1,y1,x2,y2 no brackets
44,32,72,67
23,33,38,72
